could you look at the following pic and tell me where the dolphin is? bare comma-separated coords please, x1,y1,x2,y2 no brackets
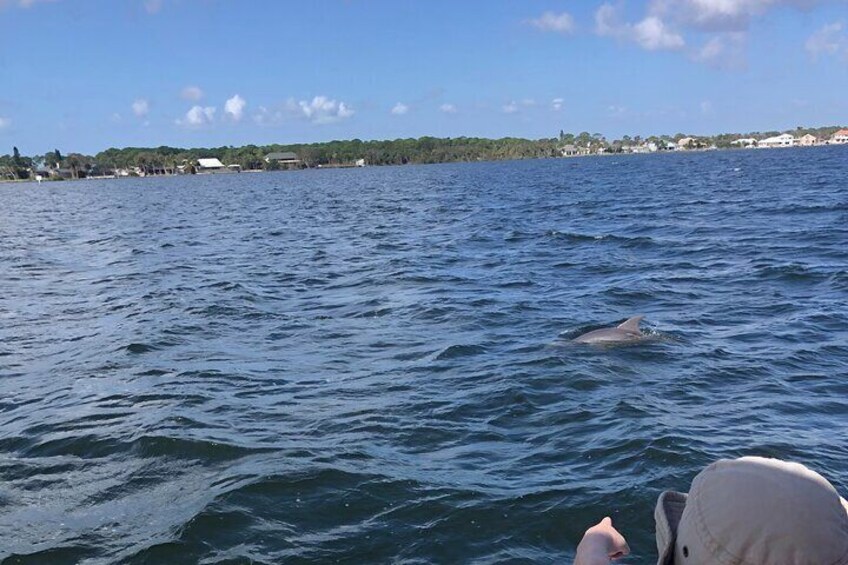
572,315,646,345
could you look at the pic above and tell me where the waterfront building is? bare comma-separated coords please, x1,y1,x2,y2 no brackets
731,138,757,148
560,144,579,157
758,133,795,148
196,158,228,173
831,129,848,144
264,152,301,166
798,134,818,146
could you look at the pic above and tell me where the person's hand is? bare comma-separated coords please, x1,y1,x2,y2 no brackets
574,517,630,565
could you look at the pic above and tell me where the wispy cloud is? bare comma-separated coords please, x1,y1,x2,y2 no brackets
253,106,284,126
0,117,10,129
692,32,748,69
177,105,216,127
502,98,539,114
551,98,564,111
528,11,575,34
591,0,827,68
144,0,162,14
0,0,59,8
391,102,409,115
649,0,821,33
502,101,520,114
608,105,627,117
224,94,246,122
596,4,685,51
181,86,204,101
439,103,457,114
132,98,150,118
806,21,847,60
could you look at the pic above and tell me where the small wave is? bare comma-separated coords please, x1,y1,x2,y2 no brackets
546,230,656,247
754,263,819,282
434,344,486,360
125,343,157,354
545,230,604,242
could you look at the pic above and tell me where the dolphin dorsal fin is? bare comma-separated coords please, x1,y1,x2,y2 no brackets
617,315,644,332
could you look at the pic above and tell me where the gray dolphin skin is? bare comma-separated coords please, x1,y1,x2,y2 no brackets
572,315,646,344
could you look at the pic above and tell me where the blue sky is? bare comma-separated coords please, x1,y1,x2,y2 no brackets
1,0,847,155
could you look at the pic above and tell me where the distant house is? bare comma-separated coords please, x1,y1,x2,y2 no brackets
560,144,579,157
731,138,758,148
831,129,848,144
196,158,228,173
798,134,818,147
758,133,795,148
677,137,695,149
264,152,301,166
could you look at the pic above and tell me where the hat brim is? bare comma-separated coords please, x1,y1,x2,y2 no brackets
655,490,688,565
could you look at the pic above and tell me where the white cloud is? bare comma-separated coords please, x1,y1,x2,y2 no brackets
224,94,246,121
391,102,409,115
529,11,575,34
177,105,216,127
132,98,150,118
806,21,847,59
293,96,354,124
502,101,520,114
700,100,714,114
181,86,203,101
439,103,457,114
649,0,818,33
633,16,686,50
144,0,162,14
595,4,620,36
0,117,10,129
596,5,685,51
552,98,564,111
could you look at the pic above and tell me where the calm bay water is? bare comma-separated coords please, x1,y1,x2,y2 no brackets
1,148,847,564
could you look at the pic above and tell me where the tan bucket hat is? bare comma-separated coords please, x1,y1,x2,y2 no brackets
655,456,848,565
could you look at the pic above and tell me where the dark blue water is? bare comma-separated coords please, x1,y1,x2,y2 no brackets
1,148,847,564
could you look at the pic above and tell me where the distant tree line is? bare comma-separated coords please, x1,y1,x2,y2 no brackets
1,125,845,181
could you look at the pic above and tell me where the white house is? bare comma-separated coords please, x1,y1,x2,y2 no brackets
560,144,580,157
831,129,848,144
758,133,795,148
731,138,757,148
196,158,228,173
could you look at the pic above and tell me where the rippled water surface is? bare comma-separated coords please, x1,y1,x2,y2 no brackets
2,148,847,563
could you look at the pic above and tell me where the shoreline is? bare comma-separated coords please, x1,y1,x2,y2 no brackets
2,142,842,185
